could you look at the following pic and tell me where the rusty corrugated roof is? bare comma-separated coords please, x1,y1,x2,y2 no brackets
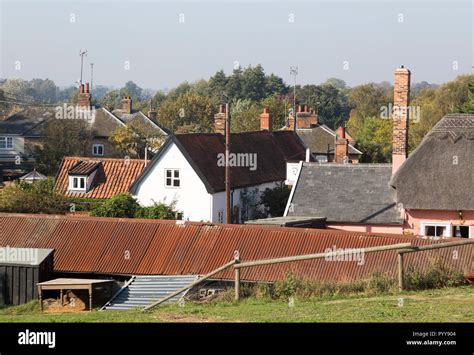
55,157,147,199
1,213,472,282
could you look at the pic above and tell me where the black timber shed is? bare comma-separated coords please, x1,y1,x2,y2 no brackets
0,247,54,305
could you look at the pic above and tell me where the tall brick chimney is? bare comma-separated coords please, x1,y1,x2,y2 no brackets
392,66,411,175
309,108,318,126
77,82,91,108
335,127,348,163
260,107,272,131
214,104,226,135
121,96,133,114
148,107,158,123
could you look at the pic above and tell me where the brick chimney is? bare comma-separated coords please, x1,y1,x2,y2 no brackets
309,108,318,126
335,127,349,163
392,66,411,175
148,108,158,123
77,82,91,108
260,107,272,131
214,104,226,135
121,96,133,114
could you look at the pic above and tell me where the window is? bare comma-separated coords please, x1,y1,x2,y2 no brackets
452,225,470,238
315,155,328,163
69,176,87,191
0,136,13,150
217,210,224,224
421,222,451,237
165,169,180,187
92,144,104,156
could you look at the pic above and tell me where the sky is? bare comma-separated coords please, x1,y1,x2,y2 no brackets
0,0,472,90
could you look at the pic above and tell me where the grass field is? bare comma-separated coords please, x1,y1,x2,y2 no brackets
0,285,473,323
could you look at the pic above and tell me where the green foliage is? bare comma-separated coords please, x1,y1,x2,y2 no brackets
230,99,262,132
405,257,467,291
158,92,215,133
259,183,290,217
0,179,67,214
135,201,180,220
108,119,166,158
34,119,93,175
91,193,140,218
91,193,180,220
352,117,393,163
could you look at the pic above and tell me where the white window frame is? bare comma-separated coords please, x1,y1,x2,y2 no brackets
68,176,87,192
92,144,104,156
164,169,180,188
0,136,13,150
451,224,472,239
420,221,452,238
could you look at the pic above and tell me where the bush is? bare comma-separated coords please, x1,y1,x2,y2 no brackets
0,179,68,214
367,272,396,294
405,257,467,291
135,201,180,219
91,194,181,220
91,193,139,218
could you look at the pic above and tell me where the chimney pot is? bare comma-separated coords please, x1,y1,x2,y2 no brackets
260,107,272,131
121,96,133,114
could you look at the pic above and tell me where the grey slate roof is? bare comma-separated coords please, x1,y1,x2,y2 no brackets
390,114,474,210
287,163,403,224
297,125,362,155
112,109,170,135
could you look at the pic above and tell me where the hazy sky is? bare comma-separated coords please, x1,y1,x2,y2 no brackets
0,0,472,90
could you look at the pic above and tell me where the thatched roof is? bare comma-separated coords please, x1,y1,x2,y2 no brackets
390,114,474,210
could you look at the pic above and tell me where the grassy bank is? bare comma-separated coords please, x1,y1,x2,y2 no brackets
0,285,472,323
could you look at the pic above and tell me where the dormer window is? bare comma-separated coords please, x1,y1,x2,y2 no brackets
67,160,102,193
69,176,87,191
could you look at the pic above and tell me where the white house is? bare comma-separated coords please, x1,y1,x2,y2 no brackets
130,107,309,223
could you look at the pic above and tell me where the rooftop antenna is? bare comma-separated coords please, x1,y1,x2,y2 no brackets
290,66,298,128
79,49,88,84
90,63,94,92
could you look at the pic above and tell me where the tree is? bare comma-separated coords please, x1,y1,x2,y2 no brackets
0,179,67,214
298,84,350,128
260,183,291,217
208,70,228,101
353,117,393,163
322,78,347,90
226,67,244,100
123,81,143,100
241,64,266,101
157,92,215,133
347,83,391,136
230,99,262,132
34,119,93,175
109,120,166,159
100,89,121,110
460,81,474,113
265,73,288,98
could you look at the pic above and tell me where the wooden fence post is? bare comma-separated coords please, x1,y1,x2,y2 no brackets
234,250,241,302
398,252,404,292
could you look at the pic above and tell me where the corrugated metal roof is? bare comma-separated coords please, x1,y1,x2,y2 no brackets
1,213,472,282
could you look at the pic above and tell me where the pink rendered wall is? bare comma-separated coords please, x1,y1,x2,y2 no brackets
327,223,403,235
404,209,474,237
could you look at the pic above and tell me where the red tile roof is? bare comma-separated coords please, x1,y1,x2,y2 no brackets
2,213,472,282
55,157,147,199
